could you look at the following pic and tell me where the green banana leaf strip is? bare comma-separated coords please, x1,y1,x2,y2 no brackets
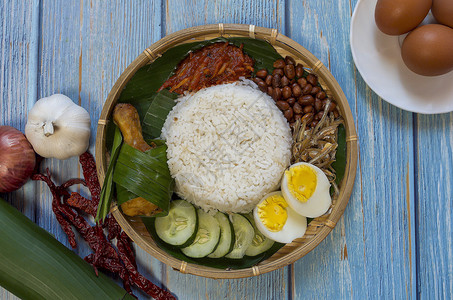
142,89,178,139
116,140,170,207
332,124,347,186
118,37,282,122
0,199,134,300
113,143,173,215
116,184,138,206
96,126,123,222
116,144,171,181
143,217,284,270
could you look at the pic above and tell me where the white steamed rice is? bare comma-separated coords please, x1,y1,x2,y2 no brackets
161,82,292,213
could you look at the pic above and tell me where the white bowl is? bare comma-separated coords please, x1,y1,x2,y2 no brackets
350,0,453,114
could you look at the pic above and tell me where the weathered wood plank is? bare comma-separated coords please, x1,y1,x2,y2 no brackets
0,0,37,210
2,1,166,299
165,0,285,34
9,1,453,300
416,113,453,299
0,0,38,299
287,0,415,298
37,1,166,298
163,1,289,299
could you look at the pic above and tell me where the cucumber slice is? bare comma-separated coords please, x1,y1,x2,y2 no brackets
244,214,275,257
182,210,221,258
225,214,255,259
155,200,197,247
207,212,235,258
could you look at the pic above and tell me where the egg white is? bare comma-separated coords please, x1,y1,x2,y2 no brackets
253,191,307,244
281,162,331,218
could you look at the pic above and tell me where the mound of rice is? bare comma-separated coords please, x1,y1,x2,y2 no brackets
161,82,292,213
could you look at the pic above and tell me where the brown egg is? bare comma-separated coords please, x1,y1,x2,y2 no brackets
375,0,432,35
401,24,453,76
432,0,453,28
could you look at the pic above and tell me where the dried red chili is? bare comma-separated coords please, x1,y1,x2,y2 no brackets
33,151,175,299
79,151,101,203
67,192,97,216
118,231,137,269
32,172,78,248
60,178,86,189
106,215,121,240
117,236,174,300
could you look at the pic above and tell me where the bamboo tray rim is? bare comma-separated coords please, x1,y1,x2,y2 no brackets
95,23,358,279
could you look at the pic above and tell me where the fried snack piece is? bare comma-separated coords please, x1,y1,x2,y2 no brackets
113,103,153,152
120,197,162,217
113,103,162,217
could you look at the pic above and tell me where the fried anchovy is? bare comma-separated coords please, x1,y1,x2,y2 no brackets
291,106,344,200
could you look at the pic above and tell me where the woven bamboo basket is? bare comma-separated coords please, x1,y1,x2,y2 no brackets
95,24,358,279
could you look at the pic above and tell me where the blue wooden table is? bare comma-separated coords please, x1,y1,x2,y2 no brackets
1,0,452,299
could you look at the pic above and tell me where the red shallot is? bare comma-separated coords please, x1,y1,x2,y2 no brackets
0,126,36,193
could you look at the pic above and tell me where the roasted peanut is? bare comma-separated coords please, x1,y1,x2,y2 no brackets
314,98,323,111
306,73,318,86
311,86,321,95
283,108,294,121
282,86,292,99
302,83,313,95
292,84,302,97
273,58,286,69
276,100,290,110
285,56,296,65
293,102,303,114
303,105,314,113
257,81,267,92
284,64,296,79
281,76,290,87
297,77,308,88
267,86,273,96
272,68,284,76
272,74,281,88
265,74,273,86
272,87,282,101
316,91,326,100
256,69,268,78
298,95,315,106
295,64,304,77
328,101,336,112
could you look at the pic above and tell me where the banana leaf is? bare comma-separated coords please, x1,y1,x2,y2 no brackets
96,125,123,222
116,184,137,206
113,143,173,216
0,198,134,300
115,139,169,206
143,217,284,270
142,89,178,139
332,124,346,186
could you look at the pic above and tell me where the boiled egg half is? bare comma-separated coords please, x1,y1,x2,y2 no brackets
281,162,331,218
253,191,307,244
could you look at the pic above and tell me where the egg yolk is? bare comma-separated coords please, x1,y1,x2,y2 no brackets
257,194,288,232
285,165,317,203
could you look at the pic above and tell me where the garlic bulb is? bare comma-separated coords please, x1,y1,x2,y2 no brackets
25,94,91,160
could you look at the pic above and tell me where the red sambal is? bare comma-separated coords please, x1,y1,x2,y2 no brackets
158,42,254,94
